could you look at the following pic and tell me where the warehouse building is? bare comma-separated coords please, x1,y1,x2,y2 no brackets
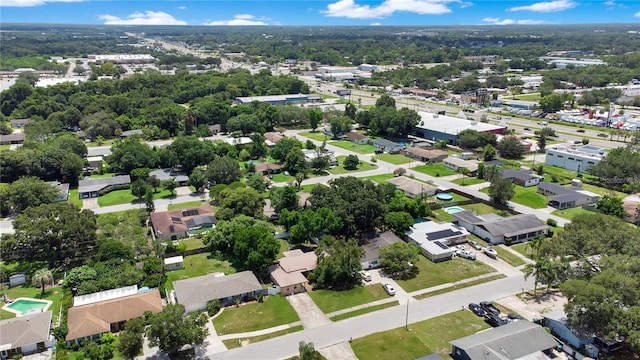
414,112,505,146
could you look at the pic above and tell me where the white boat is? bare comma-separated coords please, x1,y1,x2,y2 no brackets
483,246,498,258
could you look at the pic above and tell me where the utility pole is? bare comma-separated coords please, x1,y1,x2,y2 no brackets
405,298,409,330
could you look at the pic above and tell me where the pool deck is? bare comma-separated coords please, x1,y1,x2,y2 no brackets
2,297,53,317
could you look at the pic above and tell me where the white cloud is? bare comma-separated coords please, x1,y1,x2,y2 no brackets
508,0,576,12
482,17,548,25
1,0,83,7
204,14,268,25
324,0,457,19
603,0,615,5
370,22,382,25
635,11,640,17
459,2,472,8
178,5,186,10
99,11,187,25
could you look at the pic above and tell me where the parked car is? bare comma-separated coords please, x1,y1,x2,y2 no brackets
573,140,582,144
485,313,508,327
577,129,586,133
507,313,524,322
479,301,500,316
468,303,486,317
382,283,396,296
483,246,498,258
458,250,476,260
597,133,608,137
469,240,482,250
523,127,531,131
538,121,548,126
358,270,372,282
374,149,384,154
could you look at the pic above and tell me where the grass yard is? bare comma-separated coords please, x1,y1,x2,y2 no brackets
552,207,595,220
395,258,495,293
0,284,63,324
330,301,399,322
363,173,395,184
299,131,329,142
89,172,117,179
578,183,623,198
511,243,532,259
67,188,83,208
412,163,457,177
509,185,548,209
451,177,487,186
167,201,206,210
271,173,295,183
374,153,412,165
330,140,377,154
165,253,236,291
432,209,453,223
276,239,291,259
298,183,323,193
510,93,541,101
212,295,299,334
223,325,304,349
179,238,206,251
97,189,173,207
308,285,390,314
97,210,151,256
328,155,377,175
414,274,506,300
351,309,490,359
464,202,507,216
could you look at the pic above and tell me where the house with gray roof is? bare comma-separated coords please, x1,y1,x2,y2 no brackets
149,168,189,186
173,271,264,313
452,210,548,245
119,129,143,138
0,311,54,359
501,169,543,187
450,321,558,360
10,118,30,129
360,231,402,270
77,175,131,198
373,139,404,154
537,182,600,209
386,176,437,198
0,133,25,145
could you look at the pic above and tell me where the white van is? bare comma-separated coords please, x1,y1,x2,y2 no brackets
358,270,372,282
538,121,548,126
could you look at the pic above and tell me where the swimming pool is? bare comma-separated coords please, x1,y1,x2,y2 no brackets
436,192,454,201
3,298,52,316
444,206,465,214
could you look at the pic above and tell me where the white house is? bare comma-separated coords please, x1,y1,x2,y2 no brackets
406,221,469,262
452,211,548,245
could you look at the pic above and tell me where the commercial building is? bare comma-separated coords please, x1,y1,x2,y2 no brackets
235,94,322,106
544,145,606,174
414,112,505,146
452,211,548,245
88,54,155,64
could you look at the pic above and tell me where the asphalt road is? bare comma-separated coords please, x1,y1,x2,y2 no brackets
205,275,534,359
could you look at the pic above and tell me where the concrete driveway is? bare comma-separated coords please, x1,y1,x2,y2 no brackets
286,293,331,329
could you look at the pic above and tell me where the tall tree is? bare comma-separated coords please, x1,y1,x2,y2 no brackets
309,237,363,290
207,156,242,185
32,268,53,295
117,317,145,360
7,176,59,213
146,304,209,356
498,136,525,159
162,179,178,197
379,242,420,280
270,186,299,213
217,187,265,220
488,172,515,206
308,109,322,132
130,178,148,204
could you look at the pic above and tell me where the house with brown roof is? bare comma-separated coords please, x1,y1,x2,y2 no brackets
150,205,217,241
360,231,402,270
401,147,447,163
345,131,370,145
9,118,30,129
173,271,264,313
386,176,438,198
270,250,317,295
0,311,54,359
0,133,25,145
65,290,163,346
442,156,479,175
264,132,284,146
254,162,283,175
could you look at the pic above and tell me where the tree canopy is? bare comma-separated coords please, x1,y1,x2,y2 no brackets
309,236,363,290
146,304,209,355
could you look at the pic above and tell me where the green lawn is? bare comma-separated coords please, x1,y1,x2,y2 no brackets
0,145,11,152
395,258,495,293
464,203,506,215
432,209,453,223
212,295,299,334
375,153,412,165
328,155,377,175
165,253,236,291
351,309,490,359
167,201,206,210
67,188,83,208
299,131,329,142
298,184,322,193
412,163,457,177
89,172,117,179
509,93,540,101
363,173,396,184
511,243,532,259
511,185,548,209
552,207,595,220
0,284,63,324
330,301,399,322
271,173,295,183
308,285,390,314
451,177,487,186
223,325,304,349
97,210,150,256
469,236,527,267
97,188,173,207
179,238,206,251
330,140,378,154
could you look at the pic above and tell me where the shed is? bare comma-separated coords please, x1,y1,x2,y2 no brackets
164,256,184,271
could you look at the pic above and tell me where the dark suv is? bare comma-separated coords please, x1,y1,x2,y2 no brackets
485,314,508,327
480,301,500,316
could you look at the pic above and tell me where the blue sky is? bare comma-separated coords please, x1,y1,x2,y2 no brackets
1,0,639,26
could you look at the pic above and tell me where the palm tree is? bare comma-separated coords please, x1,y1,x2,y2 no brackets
32,268,53,295
459,168,469,185
523,257,552,296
